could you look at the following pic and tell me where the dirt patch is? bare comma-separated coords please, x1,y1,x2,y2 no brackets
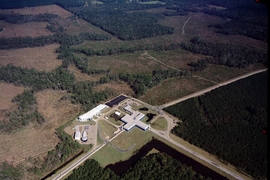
0,125,60,164
68,65,104,82
0,89,80,165
0,20,53,38
94,82,135,96
0,82,25,110
0,44,62,71
0,4,73,19
35,89,80,126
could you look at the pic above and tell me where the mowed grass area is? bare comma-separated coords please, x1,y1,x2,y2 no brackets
91,128,156,167
0,82,25,110
0,44,62,71
98,120,118,140
0,4,72,18
0,20,53,38
85,52,168,74
140,76,215,105
151,116,167,130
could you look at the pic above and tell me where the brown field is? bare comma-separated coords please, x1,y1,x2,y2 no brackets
0,4,72,19
0,20,53,38
68,65,104,82
0,82,25,110
0,89,80,165
94,81,135,96
0,44,62,71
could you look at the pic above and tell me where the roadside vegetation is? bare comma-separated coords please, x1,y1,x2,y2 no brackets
164,72,267,179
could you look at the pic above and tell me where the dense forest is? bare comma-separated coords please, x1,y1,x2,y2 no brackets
66,153,211,180
164,72,267,179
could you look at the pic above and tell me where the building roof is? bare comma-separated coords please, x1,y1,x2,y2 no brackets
74,131,81,140
121,111,149,131
78,104,108,121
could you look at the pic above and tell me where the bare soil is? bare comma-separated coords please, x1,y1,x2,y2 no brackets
0,44,62,71
0,82,25,110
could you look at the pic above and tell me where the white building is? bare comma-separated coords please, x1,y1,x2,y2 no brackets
74,130,81,141
78,104,108,121
121,111,149,131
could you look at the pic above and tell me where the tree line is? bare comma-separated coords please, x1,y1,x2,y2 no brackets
0,13,59,24
66,153,211,180
164,72,267,179
0,32,110,49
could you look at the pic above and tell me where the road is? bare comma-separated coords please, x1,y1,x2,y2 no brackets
161,69,267,108
50,128,124,180
50,68,266,180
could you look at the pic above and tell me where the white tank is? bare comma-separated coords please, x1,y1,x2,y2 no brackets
81,131,88,142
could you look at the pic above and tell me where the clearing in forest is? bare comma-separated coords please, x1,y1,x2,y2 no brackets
94,82,135,97
0,82,25,110
0,44,62,71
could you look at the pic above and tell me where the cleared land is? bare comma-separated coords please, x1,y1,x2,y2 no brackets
151,116,168,130
0,20,53,38
98,120,118,140
0,82,25,110
140,76,215,105
0,44,62,71
86,52,168,74
94,82,135,97
0,4,72,19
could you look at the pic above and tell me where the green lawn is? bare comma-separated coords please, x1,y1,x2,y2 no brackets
151,116,167,130
91,128,156,167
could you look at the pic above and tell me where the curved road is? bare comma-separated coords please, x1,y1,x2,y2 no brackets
161,69,267,109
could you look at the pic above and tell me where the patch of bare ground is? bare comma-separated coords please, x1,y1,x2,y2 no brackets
0,20,53,38
68,65,103,82
35,90,80,126
0,4,73,19
0,44,62,71
94,82,135,96
0,90,80,165
0,82,25,110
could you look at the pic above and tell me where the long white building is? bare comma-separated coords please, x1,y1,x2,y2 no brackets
78,104,108,121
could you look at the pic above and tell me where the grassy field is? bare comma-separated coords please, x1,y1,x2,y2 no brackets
86,52,168,74
91,128,156,167
0,20,53,38
139,76,215,105
94,81,135,97
151,116,168,130
0,44,62,71
98,120,118,140
0,4,72,18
